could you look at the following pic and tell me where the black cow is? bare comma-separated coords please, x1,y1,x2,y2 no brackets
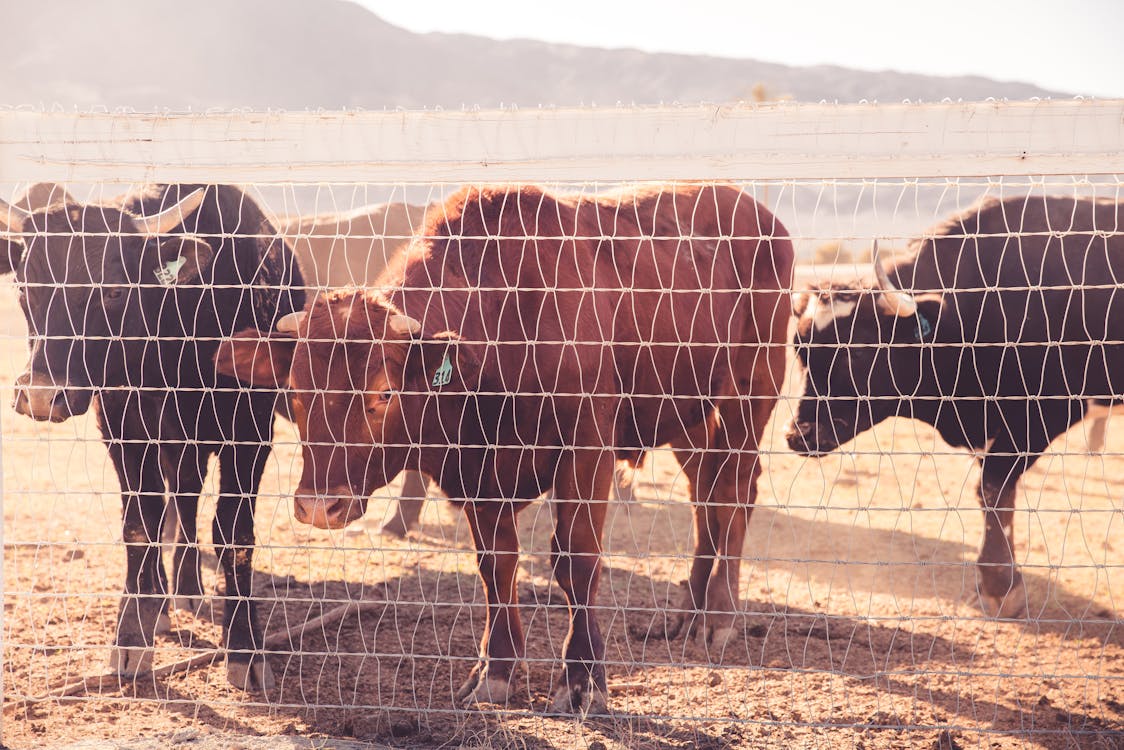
786,195,1124,618
0,184,304,690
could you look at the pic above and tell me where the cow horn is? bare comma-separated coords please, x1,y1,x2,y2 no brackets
275,311,307,333
0,197,30,234
133,188,206,236
388,314,422,336
872,240,917,317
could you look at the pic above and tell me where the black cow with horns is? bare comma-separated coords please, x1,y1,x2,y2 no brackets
785,194,1124,619
0,184,304,691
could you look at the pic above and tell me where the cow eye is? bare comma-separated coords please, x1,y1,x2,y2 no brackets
104,287,125,300
367,390,394,412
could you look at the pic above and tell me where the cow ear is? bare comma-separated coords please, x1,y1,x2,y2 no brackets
158,236,214,285
215,328,295,388
0,198,30,275
0,237,25,275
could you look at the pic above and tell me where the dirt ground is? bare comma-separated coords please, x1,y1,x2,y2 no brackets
0,282,1121,750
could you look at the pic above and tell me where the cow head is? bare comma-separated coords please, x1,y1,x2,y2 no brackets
215,293,474,530
0,189,212,422
786,242,941,456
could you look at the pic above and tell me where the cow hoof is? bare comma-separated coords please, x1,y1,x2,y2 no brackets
227,657,275,693
110,645,154,677
456,674,513,707
978,579,1028,620
548,682,609,716
706,625,740,658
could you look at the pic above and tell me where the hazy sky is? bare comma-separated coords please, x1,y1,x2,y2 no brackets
357,0,1122,98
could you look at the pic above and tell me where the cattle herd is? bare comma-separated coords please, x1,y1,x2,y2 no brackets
0,181,1119,713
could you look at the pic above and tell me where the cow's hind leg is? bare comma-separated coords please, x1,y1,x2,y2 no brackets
105,436,170,677
647,415,719,643
161,445,209,614
547,445,613,715
456,501,525,707
653,351,779,656
702,354,779,655
215,444,274,692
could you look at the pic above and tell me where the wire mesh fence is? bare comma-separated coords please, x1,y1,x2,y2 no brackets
0,103,1122,749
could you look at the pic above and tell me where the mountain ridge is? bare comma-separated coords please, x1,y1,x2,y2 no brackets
0,0,1068,111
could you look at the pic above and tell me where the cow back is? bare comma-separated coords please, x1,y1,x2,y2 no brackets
390,183,793,469
890,194,1124,406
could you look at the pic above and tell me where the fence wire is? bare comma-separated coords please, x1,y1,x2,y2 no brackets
0,167,1122,748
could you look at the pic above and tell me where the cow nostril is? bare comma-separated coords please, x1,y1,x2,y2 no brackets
51,390,69,413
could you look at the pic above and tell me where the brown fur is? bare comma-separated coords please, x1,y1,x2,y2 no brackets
221,182,794,709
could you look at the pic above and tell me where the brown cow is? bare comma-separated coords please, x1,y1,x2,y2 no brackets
279,200,638,535
278,201,433,536
217,183,793,713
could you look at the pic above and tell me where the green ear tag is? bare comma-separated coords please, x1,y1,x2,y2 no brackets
431,353,453,388
154,256,186,287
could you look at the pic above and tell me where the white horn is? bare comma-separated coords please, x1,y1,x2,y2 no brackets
275,311,307,333
388,314,422,336
873,240,917,317
133,188,206,236
0,197,30,234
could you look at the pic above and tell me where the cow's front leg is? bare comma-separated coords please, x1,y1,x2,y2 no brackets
547,446,612,715
975,472,1026,618
170,496,204,613
107,441,170,677
161,445,208,614
215,446,274,692
456,501,525,707
975,411,1074,618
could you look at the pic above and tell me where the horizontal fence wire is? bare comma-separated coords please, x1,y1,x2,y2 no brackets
1,105,1123,749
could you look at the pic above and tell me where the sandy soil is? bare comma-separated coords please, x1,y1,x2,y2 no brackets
0,282,1121,750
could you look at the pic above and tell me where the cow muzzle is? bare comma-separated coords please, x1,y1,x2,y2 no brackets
293,486,368,530
784,419,839,457
13,372,92,423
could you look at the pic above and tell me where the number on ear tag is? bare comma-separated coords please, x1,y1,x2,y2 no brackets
154,256,187,287
432,353,453,388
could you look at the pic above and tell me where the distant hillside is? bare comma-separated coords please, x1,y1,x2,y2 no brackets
0,0,1086,260
0,0,1066,110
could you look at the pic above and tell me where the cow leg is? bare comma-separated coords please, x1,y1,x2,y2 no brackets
647,415,719,642
170,495,203,613
161,445,208,614
455,501,525,707
105,438,170,677
215,445,274,692
694,449,762,656
697,376,776,656
976,416,1067,619
975,466,1026,619
381,470,428,538
547,446,613,715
